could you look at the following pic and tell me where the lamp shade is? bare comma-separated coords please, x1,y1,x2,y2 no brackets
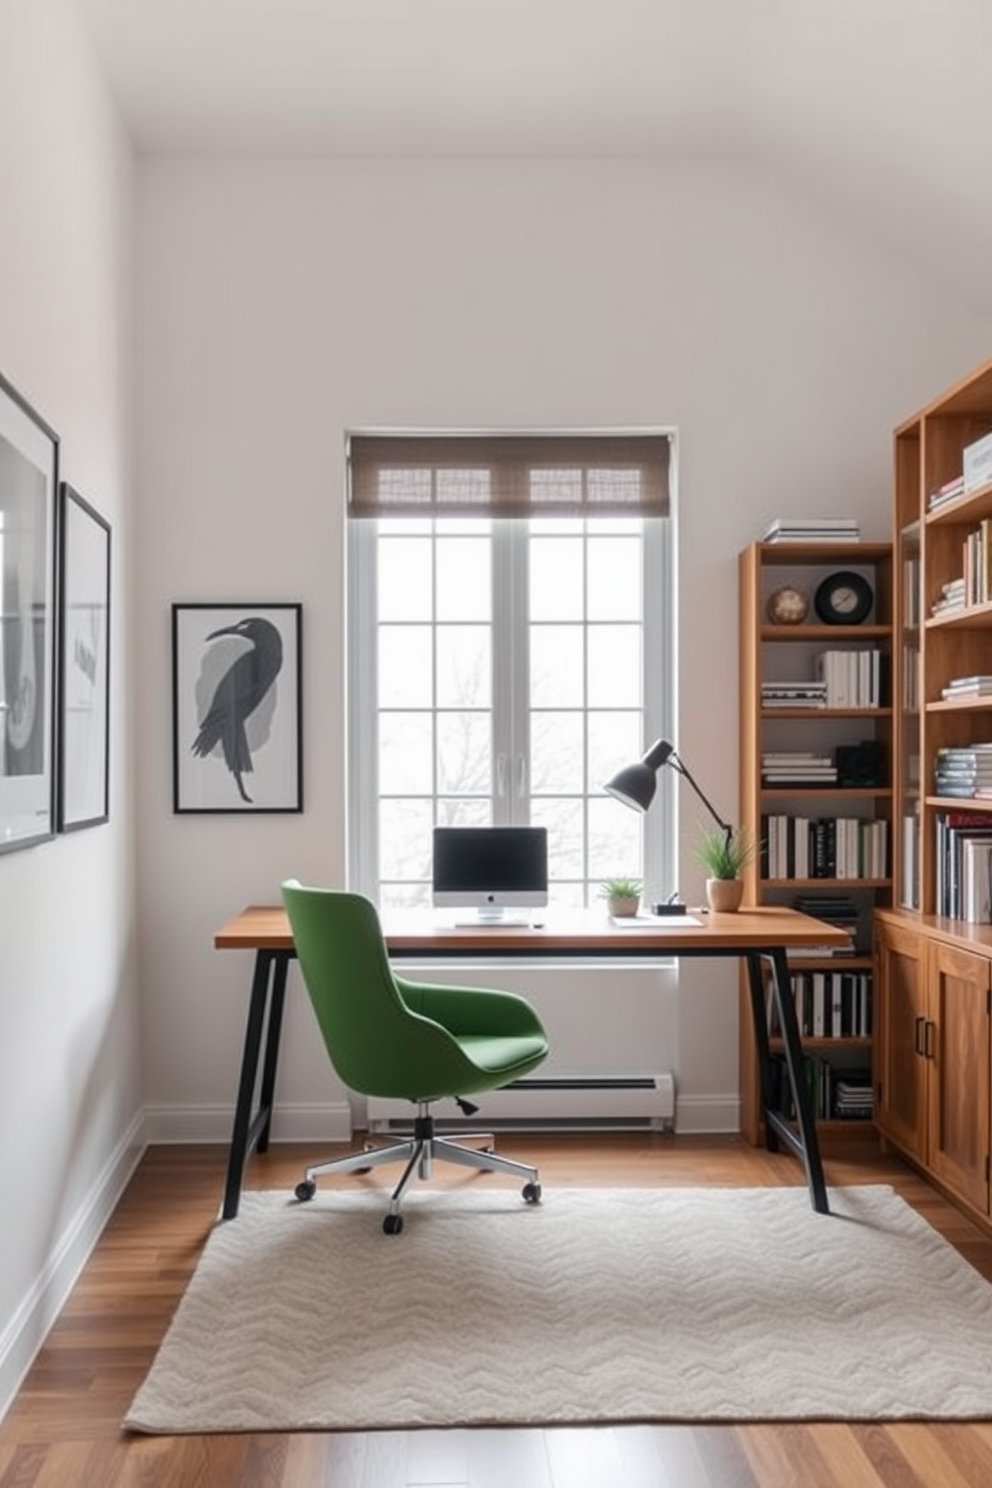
603,739,675,813
603,761,656,812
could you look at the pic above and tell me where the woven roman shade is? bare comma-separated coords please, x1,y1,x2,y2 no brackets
347,432,670,519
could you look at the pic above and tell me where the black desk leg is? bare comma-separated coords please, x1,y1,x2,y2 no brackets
744,952,779,1154
768,946,830,1215
222,949,278,1220
255,952,288,1154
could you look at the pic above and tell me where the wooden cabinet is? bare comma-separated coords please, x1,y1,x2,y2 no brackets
876,910,991,1216
738,540,893,1144
927,938,990,1212
875,914,927,1159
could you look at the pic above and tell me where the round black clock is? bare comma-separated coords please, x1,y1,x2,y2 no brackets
813,570,874,625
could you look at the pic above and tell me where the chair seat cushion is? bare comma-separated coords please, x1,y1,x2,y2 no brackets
456,1032,549,1079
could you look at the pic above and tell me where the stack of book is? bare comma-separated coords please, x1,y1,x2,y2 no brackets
761,751,837,785
931,576,966,617
934,743,992,798
761,517,860,544
927,474,965,512
941,674,992,701
760,680,827,709
833,1074,874,1121
793,893,860,955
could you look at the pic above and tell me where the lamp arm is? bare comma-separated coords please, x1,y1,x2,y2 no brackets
669,752,733,845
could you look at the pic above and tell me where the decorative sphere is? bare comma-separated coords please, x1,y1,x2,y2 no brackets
766,586,809,625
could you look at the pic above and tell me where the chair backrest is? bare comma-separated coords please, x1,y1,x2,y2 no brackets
280,881,455,1099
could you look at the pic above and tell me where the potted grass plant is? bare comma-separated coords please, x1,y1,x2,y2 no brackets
695,828,757,913
597,875,644,918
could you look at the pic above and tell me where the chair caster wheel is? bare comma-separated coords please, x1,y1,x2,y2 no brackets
383,1213,404,1235
522,1182,542,1204
295,1180,316,1202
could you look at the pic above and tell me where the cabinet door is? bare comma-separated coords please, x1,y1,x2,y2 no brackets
927,940,991,1214
875,921,927,1159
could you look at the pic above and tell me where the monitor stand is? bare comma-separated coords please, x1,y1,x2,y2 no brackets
451,909,533,928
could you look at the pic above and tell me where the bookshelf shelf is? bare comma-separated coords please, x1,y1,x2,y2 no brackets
761,708,893,721
760,787,892,800
738,539,893,1146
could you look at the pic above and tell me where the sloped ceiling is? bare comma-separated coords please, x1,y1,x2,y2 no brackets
78,0,992,311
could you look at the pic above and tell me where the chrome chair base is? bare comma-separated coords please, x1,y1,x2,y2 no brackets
294,1105,542,1234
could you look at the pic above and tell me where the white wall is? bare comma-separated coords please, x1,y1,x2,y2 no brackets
134,156,987,1142
0,0,138,1415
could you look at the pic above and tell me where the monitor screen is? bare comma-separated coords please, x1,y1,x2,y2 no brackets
432,826,549,923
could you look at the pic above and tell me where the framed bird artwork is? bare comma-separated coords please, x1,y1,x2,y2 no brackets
171,602,303,813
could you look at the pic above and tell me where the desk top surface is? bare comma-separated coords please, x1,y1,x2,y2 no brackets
214,903,850,954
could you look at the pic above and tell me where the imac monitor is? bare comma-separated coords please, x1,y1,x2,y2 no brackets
432,826,549,924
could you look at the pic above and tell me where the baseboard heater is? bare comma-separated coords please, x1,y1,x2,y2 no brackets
366,1071,675,1132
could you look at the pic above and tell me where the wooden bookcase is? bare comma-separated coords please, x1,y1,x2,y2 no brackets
738,540,894,1145
875,354,992,1229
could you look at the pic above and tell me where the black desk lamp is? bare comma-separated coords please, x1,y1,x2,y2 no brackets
604,739,734,911
605,738,733,839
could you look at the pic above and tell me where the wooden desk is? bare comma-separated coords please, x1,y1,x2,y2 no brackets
214,904,849,1220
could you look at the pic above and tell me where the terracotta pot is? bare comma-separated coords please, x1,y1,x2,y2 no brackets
705,877,744,913
608,894,640,918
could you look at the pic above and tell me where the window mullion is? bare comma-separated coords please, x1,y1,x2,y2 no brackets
491,521,517,825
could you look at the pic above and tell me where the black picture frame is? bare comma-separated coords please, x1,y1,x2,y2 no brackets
172,603,303,814
57,483,111,831
0,369,59,854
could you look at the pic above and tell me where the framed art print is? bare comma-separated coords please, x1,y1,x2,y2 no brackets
0,368,58,854
172,603,303,813
57,484,111,831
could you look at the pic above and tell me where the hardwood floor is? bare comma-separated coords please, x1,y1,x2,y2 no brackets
4,1132,992,1487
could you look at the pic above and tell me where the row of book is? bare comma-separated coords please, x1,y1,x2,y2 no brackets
761,650,884,711
812,649,884,709
961,521,992,608
768,1056,874,1123
767,969,874,1039
901,809,921,911
903,644,920,712
934,811,992,922
934,742,992,799
760,814,889,881
903,553,921,628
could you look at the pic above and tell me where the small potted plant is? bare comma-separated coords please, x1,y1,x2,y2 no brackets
598,875,644,918
695,828,757,913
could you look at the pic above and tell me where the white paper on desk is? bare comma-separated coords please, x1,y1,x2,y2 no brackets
610,914,704,927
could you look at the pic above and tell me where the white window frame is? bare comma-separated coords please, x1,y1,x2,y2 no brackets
346,435,678,907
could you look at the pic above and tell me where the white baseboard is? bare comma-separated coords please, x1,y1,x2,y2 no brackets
674,1095,740,1134
142,1100,354,1145
0,1110,145,1425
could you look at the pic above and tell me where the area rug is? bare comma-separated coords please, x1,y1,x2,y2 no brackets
125,1184,992,1432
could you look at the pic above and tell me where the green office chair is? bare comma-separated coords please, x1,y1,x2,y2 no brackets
281,881,550,1234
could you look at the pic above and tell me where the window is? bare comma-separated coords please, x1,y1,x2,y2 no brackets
346,432,676,909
